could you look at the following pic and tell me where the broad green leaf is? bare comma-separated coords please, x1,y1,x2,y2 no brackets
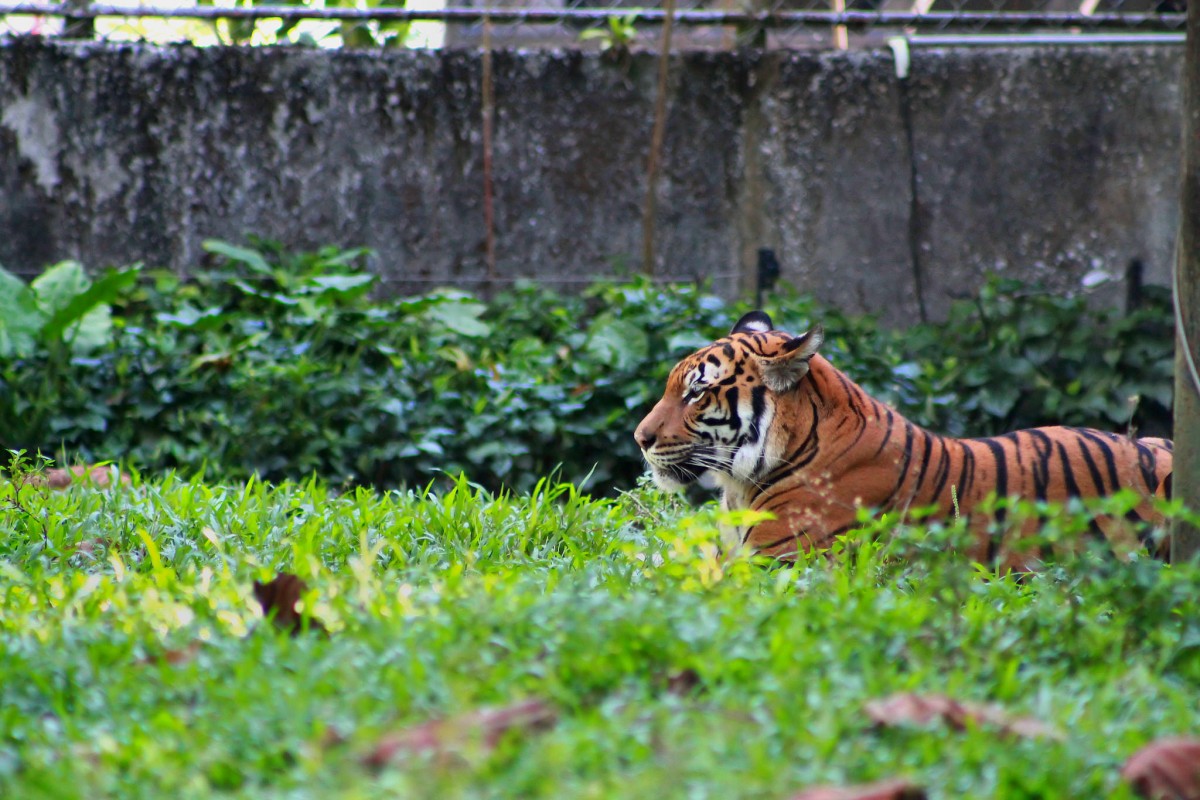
316,247,372,268
203,240,273,275
40,265,139,348
585,314,648,372
60,305,113,354
425,301,492,338
340,21,378,47
309,274,375,295
31,260,90,319
980,384,1020,418
0,266,44,357
666,331,711,353
157,306,227,331
230,279,297,304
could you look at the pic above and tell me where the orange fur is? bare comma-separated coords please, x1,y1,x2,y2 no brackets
634,313,1173,567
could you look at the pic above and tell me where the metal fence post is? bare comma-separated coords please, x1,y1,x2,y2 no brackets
1171,0,1200,562
63,0,95,39
641,0,677,277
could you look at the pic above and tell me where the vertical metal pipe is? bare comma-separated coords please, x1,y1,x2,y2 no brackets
481,15,497,296
1171,0,1200,561
63,0,95,38
642,0,676,277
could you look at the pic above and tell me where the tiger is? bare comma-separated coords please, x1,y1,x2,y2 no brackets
633,311,1175,568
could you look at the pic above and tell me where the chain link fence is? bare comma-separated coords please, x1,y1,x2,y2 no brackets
0,0,1187,51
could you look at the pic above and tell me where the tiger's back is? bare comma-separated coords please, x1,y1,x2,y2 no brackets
634,311,1174,567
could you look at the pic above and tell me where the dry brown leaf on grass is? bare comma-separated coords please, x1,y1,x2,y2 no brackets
665,667,702,696
253,573,328,636
1121,738,1200,800
32,464,132,490
72,537,110,557
362,699,558,769
864,693,1062,740
789,779,927,800
135,640,206,667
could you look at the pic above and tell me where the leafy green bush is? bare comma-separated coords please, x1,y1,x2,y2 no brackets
897,278,1175,440
0,240,1175,492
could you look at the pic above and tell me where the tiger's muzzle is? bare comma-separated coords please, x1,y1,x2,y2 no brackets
636,398,718,489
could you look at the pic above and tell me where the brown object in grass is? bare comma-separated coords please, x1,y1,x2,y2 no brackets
362,699,558,769
252,573,328,636
788,778,927,800
135,640,206,667
34,464,131,489
864,692,1061,740
1121,738,1200,800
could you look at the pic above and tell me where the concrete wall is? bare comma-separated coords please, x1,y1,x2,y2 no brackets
0,40,1182,325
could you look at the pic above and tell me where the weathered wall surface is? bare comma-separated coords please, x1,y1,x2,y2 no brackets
0,40,1182,324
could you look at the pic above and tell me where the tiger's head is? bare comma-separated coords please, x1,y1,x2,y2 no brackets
634,311,824,492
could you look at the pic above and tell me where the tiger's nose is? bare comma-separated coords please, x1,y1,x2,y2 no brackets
634,424,656,451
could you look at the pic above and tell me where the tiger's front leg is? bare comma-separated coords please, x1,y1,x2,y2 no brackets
741,489,863,561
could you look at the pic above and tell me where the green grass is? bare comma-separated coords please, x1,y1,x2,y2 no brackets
1,471,1198,799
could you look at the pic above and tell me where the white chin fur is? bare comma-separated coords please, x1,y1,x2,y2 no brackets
730,439,766,483
650,469,689,493
729,404,773,484
649,466,719,493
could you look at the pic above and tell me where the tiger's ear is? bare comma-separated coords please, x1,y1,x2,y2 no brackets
756,324,824,392
730,311,773,335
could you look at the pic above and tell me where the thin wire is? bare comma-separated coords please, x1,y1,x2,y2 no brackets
368,271,744,285
0,4,1187,31
0,269,744,284
906,32,1186,45
1174,230,1200,397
